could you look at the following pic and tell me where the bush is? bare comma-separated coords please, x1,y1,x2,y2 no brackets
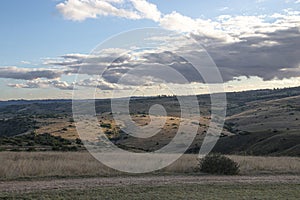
100,123,112,129
199,154,239,175
52,146,60,151
26,147,36,152
75,138,83,145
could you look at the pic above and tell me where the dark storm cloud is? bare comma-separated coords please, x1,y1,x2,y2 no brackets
195,27,300,82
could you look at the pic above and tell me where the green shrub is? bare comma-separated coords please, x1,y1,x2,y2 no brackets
199,154,239,175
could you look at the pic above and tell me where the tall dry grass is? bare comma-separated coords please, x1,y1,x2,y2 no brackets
229,155,300,175
0,152,119,180
0,152,299,180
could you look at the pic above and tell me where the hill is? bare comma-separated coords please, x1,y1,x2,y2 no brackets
0,87,300,156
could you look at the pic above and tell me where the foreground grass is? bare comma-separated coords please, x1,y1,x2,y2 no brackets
0,152,299,180
1,183,299,200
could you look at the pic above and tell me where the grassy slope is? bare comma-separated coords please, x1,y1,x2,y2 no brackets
221,95,300,156
1,87,300,156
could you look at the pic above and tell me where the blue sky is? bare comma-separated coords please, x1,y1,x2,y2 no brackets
0,0,300,99
0,0,154,66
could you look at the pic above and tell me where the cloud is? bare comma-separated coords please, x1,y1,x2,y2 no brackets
157,9,300,82
56,0,300,42
159,12,236,43
204,29,300,81
0,66,63,80
219,7,229,11
130,0,161,22
4,1,300,91
56,0,140,21
76,77,125,90
20,61,31,65
8,79,74,90
40,21,300,86
256,0,268,3
43,49,205,85
56,0,161,21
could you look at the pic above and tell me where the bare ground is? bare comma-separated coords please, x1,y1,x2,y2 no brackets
0,175,299,193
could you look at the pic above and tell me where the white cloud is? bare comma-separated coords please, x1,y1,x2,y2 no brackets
159,11,236,43
56,0,141,21
56,1,300,45
20,61,31,65
130,0,161,22
76,77,130,90
256,0,268,3
56,0,161,21
219,7,229,11
8,79,74,90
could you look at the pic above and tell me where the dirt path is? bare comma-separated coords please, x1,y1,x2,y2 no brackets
0,175,299,193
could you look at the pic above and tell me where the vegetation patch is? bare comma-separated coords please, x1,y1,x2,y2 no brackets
0,132,82,151
199,154,239,175
0,117,37,137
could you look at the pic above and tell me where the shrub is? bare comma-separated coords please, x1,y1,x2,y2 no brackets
26,147,36,152
199,154,239,175
61,145,78,151
100,123,112,129
75,138,83,145
52,146,60,151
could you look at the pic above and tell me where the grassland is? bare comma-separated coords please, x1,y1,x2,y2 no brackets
0,152,299,180
1,183,299,200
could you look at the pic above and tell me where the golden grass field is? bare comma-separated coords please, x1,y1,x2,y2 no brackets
0,152,299,180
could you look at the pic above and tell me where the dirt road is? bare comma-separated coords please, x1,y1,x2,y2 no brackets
0,175,299,193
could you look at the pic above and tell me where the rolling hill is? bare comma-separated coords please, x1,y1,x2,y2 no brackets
0,87,300,156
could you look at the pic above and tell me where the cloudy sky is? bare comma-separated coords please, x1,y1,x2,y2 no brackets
1,0,300,100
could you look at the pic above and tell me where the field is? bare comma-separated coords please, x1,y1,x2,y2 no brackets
0,152,299,180
0,152,299,199
1,183,299,200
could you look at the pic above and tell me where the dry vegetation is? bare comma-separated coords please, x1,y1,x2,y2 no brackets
0,152,299,180
229,155,300,175
0,152,118,180
2,183,300,200
227,95,300,133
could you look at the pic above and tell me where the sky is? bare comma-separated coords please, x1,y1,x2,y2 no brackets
0,0,300,100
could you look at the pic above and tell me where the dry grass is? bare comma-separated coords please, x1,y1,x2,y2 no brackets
229,155,300,175
35,118,79,140
0,152,299,180
0,152,119,180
